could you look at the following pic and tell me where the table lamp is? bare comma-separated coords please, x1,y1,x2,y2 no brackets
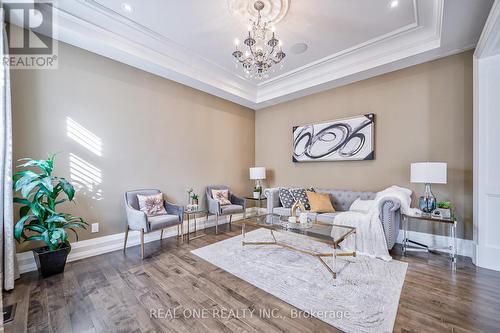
249,167,266,193
410,162,447,213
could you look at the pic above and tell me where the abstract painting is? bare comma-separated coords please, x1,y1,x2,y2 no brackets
292,114,375,162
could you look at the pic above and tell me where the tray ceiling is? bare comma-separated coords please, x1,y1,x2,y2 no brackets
9,0,495,109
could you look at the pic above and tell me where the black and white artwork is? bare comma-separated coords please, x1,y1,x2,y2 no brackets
292,114,375,162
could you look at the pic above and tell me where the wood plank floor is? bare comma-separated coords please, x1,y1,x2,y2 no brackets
3,223,500,333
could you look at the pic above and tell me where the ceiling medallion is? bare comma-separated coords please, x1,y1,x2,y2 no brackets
231,1,286,80
227,0,290,24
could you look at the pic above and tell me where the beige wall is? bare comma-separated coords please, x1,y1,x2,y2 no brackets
256,51,473,239
11,42,255,248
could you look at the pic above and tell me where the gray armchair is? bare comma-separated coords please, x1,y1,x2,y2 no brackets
124,189,184,258
206,185,246,234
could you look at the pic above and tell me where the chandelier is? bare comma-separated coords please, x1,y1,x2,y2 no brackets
232,1,286,80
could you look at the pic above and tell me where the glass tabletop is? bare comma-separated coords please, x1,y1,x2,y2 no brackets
241,214,355,245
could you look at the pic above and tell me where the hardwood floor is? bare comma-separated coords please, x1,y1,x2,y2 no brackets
3,223,500,333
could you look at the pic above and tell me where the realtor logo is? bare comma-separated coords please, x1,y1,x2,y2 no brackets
2,1,58,69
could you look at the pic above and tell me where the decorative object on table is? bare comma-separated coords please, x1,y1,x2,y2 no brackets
288,201,306,223
187,187,194,205
12,154,88,277
292,114,375,162
410,162,447,213
206,185,246,234
249,166,266,194
186,204,200,212
125,189,184,259
432,201,452,219
253,186,262,199
231,1,286,80
306,191,335,213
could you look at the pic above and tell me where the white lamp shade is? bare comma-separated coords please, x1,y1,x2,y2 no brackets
410,162,447,184
249,167,266,180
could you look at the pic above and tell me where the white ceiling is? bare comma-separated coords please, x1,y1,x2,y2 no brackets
16,0,496,109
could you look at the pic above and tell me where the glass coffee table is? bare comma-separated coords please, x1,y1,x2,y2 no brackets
239,214,356,279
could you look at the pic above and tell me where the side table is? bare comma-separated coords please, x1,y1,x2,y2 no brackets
184,208,208,242
243,196,267,217
402,211,458,270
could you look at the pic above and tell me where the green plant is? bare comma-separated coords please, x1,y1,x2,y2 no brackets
253,186,262,193
191,193,199,200
437,201,452,209
13,155,88,251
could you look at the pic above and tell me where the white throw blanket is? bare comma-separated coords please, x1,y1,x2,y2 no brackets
331,186,415,261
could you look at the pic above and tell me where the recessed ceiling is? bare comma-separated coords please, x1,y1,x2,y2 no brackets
11,0,495,109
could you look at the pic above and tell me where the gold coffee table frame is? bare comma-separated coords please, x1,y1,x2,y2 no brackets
240,215,356,279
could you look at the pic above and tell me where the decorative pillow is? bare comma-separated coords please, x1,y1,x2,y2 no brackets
290,187,314,210
306,191,335,213
211,189,231,206
349,198,376,213
279,188,295,208
137,193,167,217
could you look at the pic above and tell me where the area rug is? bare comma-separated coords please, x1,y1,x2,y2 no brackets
192,228,407,333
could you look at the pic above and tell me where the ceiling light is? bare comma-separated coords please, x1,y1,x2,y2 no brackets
389,0,399,9
231,0,286,80
121,3,133,13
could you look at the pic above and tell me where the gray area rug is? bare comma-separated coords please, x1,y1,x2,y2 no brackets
192,228,407,333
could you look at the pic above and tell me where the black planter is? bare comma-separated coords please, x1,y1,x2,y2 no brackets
33,244,71,278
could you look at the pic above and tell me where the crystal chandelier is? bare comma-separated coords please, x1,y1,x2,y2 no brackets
232,1,286,80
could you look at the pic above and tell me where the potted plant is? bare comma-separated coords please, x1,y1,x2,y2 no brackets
253,186,262,199
191,193,199,205
436,201,452,219
13,155,87,278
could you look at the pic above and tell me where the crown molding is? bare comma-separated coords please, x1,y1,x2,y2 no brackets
10,0,490,110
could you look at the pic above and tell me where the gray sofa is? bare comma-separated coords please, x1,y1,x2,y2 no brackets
264,187,401,249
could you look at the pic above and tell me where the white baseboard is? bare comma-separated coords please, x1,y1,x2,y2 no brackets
395,230,475,259
17,208,475,274
17,208,258,274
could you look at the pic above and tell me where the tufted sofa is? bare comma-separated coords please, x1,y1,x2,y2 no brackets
264,187,402,249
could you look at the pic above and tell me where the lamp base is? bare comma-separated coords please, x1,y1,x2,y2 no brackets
419,183,436,213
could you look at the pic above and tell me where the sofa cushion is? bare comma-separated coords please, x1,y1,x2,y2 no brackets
306,191,335,213
316,212,342,225
314,189,376,211
279,188,295,208
148,214,179,230
290,187,314,210
221,204,244,215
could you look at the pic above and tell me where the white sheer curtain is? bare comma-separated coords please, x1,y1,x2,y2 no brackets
1,10,16,291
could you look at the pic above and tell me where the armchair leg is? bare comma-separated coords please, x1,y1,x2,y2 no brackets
123,227,129,252
229,215,232,231
140,229,145,259
160,229,164,241
215,214,219,235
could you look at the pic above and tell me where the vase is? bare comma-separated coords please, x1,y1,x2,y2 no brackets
192,198,199,205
